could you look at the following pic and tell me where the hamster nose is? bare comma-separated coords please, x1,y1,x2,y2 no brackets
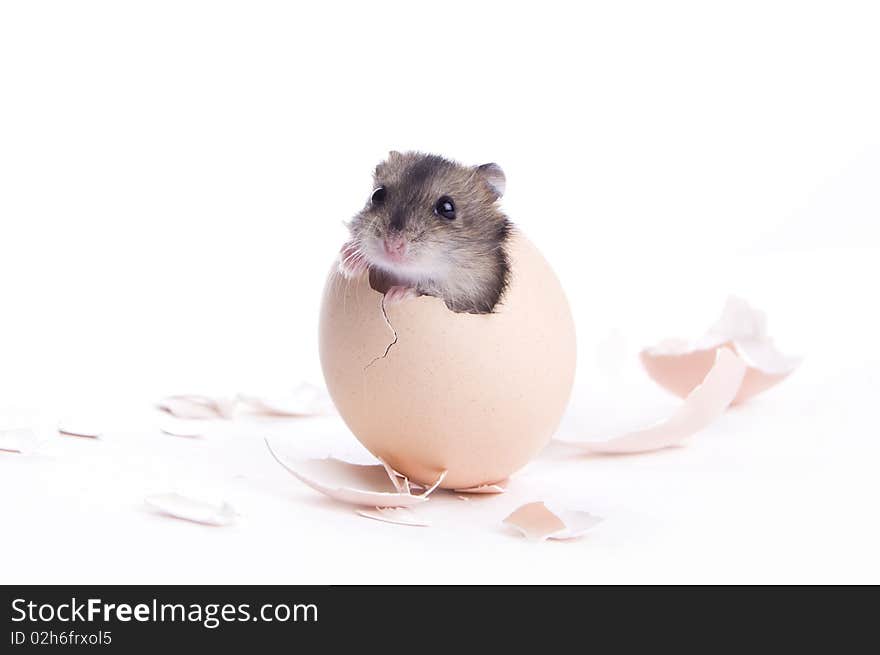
383,235,407,260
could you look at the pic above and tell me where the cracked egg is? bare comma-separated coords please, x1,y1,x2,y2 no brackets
318,231,576,489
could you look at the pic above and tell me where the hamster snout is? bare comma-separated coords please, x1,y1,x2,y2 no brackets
381,234,408,263
340,151,512,315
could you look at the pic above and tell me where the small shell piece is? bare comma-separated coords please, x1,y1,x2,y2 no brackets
237,383,334,417
156,395,236,419
266,440,446,508
157,384,333,420
145,493,236,526
157,417,206,438
503,502,602,541
0,429,39,455
454,482,507,494
57,418,102,438
356,507,430,527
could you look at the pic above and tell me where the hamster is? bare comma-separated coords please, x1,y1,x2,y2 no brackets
339,151,512,315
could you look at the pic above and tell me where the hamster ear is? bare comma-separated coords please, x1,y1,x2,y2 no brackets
476,163,506,199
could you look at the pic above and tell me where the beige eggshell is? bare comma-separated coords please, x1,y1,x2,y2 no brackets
319,231,576,489
639,296,801,405
640,341,796,406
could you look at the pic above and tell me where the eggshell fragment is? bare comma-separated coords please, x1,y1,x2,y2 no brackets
557,348,746,454
145,493,236,526
503,501,602,541
641,296,800,404
237,383,334,417
0,428,39,455
156,395,236,419
158,385,333,420
57,419,102,439
319,232,577,489
549,510,604,540
265,440,445,508
454,482,507,494
157,417,206,438
378,458,411,493
356,507,430,527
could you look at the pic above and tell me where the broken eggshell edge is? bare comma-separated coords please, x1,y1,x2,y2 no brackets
640,341,797,405
265,440,445,508
556,348,746,454
503,501,603,541
641,296,801,405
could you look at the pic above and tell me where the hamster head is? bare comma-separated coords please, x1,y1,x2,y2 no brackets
347,151,512,313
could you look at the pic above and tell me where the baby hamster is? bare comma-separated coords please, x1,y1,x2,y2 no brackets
339,151,512,314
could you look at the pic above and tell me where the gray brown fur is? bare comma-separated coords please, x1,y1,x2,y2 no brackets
347,151,512,314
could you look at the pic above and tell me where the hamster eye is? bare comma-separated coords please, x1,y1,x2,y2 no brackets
434,196,455,220
371,186,386,205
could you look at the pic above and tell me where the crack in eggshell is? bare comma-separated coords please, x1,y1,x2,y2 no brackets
363,295,399,371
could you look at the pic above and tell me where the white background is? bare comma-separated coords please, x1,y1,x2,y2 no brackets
1,1,878,583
